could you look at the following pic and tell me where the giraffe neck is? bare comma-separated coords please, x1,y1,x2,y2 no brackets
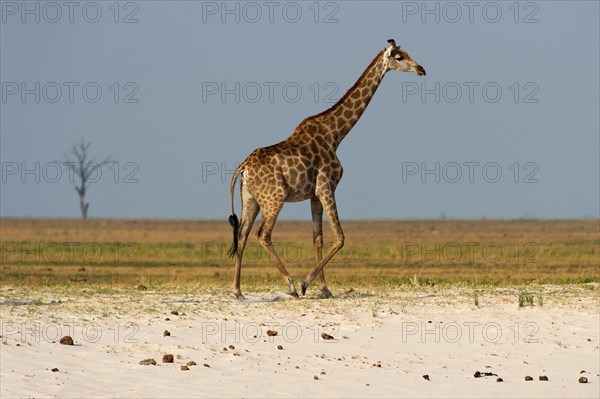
295,50,388,150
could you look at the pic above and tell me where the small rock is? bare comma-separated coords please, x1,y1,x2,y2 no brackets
266,330,278,337
186,361,197,367
139,358,156,366
320,371,326,375
51,368,59,372
78,267,86,272
321,333,334,340
137,284,147,291
578,376,588,383
525,376,533,381
496,378,503,382
228,345,235,350
539,375,548,381
162,354,174,363
59,336,74,345
163,330,171,337
423,374,430,381
580,370,586,374
474,371,497,378
170,310,179,315
277,345,283,350
372,363,381,368
203,363,210,368
345,288,354,294
313,375,319,380
180,365,189,371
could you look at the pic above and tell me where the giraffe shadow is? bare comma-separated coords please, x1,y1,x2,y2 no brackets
235,290,375,303
239,292,297,303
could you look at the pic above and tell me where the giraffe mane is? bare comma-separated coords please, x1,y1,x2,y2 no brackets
295,50,385,129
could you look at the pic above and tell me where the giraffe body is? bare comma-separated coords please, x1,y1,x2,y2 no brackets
229,40,426,299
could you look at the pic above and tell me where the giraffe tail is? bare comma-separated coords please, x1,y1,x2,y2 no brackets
227,163,244,258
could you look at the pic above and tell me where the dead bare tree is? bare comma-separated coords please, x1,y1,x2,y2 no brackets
64,137,112,219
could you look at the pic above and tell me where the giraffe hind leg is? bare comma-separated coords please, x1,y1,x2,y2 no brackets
257,202,298,297
233,184,260,300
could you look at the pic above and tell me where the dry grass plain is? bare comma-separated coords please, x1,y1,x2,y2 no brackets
1,218,599,398
0,218,598,290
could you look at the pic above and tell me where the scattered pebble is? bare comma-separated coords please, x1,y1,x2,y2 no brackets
474,371,497,378
496,378,503,382
580,370,586,374
137,284,147,291
539,375,549,381
170,310,179,316
51,368,59,372
139,358,156,366
321,333,334,340
313,375,319,380
162,354,174,363
423,374,430,381
579,376,588,383
277,345,283,350
266,330,278,337
59,336,74,345
186,361,197,367
163,330,171,337
345,288,354,294
165,318,171,321
203,363,210,368
525,376,533,381
229,345,235,350
180,365,189,371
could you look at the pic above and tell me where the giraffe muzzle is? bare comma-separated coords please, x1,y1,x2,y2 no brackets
416,65,426,76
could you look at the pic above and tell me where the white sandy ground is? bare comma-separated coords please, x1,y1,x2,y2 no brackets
0,284,598,398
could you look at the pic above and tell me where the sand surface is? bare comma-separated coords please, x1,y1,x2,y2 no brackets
1,285,598,398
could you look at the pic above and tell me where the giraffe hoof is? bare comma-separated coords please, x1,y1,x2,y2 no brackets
286,291,299,298
234,291,246,300
320,287,334,299
299,281,307,296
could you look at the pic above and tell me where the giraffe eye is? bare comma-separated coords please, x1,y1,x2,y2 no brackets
395,56,404,61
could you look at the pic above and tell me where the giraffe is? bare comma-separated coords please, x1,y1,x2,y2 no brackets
228,39,426,299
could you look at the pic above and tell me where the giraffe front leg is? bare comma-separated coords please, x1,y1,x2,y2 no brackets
311,198,333,299
300,194,344,296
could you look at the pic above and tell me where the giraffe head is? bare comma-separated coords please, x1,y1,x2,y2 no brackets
384,39,426,76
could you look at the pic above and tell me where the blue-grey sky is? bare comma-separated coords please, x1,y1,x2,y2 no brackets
1,0,599,220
